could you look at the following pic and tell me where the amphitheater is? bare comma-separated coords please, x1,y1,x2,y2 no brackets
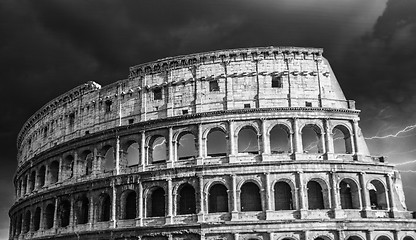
9,46,416,240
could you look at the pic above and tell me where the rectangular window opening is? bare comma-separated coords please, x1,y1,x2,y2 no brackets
305,101,312,107
209,80,220,92
105,100,112,113
85,131,90,135
69,113,75,127
154,88,162,100
128,119,134,124
244,104,251,109
182,109,189,115
272,76,283,88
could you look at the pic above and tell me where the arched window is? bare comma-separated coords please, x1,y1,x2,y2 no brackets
63,155,74,179
346,236,363,240
23,210,31,233
149,136,167,163
147,187,165,217
240,182,262,211
307,181,324,209
98,193,111,222
274,181,293,210
177,133,196,160
333,125,352,154
45,204,55,229
208,184,228,213
103,146,115,172
59,200,71,227
177,184,196,215
49,161,59,184
302,125,323,153
38,166,46,188
339,179,360,209
33,207,41,231
376,236,391,240
369,180,387,210
238,126,259,154
80,150,94,176
207,128,227,157
75,196,89,224
123,190,136,219
29,171,36,192
127,142,140,166
270,125,291,154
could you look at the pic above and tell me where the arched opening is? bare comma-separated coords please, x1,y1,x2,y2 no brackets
403,237,414,240
63,155,74,179
147,187,165,217
333,125,352,154
49,161,59,184
38,166,46,188
240,182,262,211
22,175,27,195
238,126,259,154
369,180,388,210
45,204,55,229
29,171,36,192
80,150,94,176
149,136,167,163
177,184,196,215
270,125,291,154
302,125,323,153
207,128,227,157
23,210,31,233
123,190,136,219
16,214,22,235
274,181,293,210
33,207,41,231
75,196,89,224
376,236,391,240
339,179,360,209
208,184,229,213
103,146,115,172
307,181,324,209
127,142,140,166
346,236,363,240
98,193,111,222
177,133,196,160
59,200,71,227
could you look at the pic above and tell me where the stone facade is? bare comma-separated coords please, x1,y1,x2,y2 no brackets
9,46,416,240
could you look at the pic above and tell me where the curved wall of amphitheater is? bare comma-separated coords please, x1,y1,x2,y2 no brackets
9,46,416,240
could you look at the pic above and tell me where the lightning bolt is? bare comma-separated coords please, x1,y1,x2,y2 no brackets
152,138,166,149
394,159,416,167
241,138,253,152
365,124,416,140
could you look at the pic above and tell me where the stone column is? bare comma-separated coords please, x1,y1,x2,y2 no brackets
73,151,79,178
53,198,59,229
69,197,74,227
140,131,146,171
261,119,271,157
167,127,174,168
386,173,397,215
359,172,370,210
197,124,204,165
137,180,143,226
111,179,117,228
331,171,343,218
265,173,273,219
324,119,334,158
166,178,173,224
88,195,94,230
292,118,302,158
352,120,361,160
198,175,205,222
231,174,239,220
228,121,237,162
115,136,120,175
296,171,306,217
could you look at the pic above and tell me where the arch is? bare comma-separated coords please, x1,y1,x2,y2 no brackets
403,237,415,240
301,124,323,153
270,124,291,154
177,183,196,215
75,195,89,224
22,175,27,195
49,161,59,184
314,236,332,240
206,128,227,157
332,125,352,154
58,199,71,227
122,190,136,219
126,142,140,166
44,203,55,229
339,178,360,209
208,183,229,213
80,150,93,176
23,210,31,233
368,179,388,210
29,171,36,192
177,132,197,160
147,187,165,217
376,236,392,240
345,236,364,240
238,126,259,154
240,182,262,211
33,207,41,231
103,146,115,172
97,193,111,222
63,155,75,179
274,181,293,210
149,136,168,163
38,166,46,188
307,180,324,209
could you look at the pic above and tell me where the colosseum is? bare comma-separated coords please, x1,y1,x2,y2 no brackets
9,46,416,240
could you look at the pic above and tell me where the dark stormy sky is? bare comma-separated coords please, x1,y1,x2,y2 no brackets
1,0,416,238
